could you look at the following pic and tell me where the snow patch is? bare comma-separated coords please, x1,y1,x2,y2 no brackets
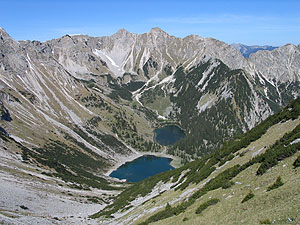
10,135,32,145
159,74,175,86
157,115,167,120
225,195,233,200
196,60,220,89
93,49,118,67
252,147,265,157
264,87,269,99
258,73,265,85
196,94,217,113
290,138,300,145
221,86,233,100
93,49,123,76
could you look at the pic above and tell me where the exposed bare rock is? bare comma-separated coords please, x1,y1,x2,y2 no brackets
249,44,300,83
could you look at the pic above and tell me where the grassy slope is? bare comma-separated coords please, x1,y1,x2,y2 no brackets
145,95,171,116
151,155,300,225
92,98,300,225
130,118,300,225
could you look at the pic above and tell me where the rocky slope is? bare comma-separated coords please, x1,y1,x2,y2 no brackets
0,27,160,223
138,53,299,158
249,44,300,83
0,27,143,167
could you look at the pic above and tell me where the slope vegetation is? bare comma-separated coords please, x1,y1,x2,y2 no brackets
94,97,300,225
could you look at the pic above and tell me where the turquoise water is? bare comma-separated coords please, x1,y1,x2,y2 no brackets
110,155,174,182
154,125,185,146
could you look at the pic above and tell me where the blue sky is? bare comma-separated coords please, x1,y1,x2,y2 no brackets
1,0,299,46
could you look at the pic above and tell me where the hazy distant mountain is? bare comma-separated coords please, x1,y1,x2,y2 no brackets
231,43,278,58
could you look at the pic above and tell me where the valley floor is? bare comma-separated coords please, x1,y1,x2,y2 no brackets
0,143,181,225
0,152,115,225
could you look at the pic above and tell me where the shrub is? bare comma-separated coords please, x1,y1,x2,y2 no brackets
267,176,283,191
221,181,235,189
293,155,300,168
241,191,254,203
20,205,29,210
195,199,220,214
132,101,137,109
259,218,272,224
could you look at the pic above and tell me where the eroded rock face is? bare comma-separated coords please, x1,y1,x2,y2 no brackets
249,44,300,83
0,103,11,122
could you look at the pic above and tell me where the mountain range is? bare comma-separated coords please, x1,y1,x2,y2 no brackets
0,27,299,224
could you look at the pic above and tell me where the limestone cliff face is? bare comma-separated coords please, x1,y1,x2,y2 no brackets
249,44,300,83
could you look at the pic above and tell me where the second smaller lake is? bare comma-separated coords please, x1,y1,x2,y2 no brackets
154,125,185,146
110,155,174,182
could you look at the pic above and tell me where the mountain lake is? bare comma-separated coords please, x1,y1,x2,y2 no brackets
110,125,185,182
109,155,174,182
154,125,185,146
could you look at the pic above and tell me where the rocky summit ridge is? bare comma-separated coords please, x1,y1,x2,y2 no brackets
2,27,299,83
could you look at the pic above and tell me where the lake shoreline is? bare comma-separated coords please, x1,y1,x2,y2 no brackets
104,150,181,178
105,124,184,180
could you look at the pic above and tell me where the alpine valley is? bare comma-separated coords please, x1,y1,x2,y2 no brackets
0,27,299,224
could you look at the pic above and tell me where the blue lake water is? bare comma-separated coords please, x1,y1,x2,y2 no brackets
110,155,174,182
154,125,185,146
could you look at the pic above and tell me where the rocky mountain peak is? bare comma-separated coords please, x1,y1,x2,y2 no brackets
230,43,241,50
183,34,204,42
284,43,299,50
0,27,12,42
0,27,20,55
54,34,77,47
116,28,129,34
249,43,300,82
112,28,134,39
148,27,171,39
0,27,298,85
149,27,166,34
